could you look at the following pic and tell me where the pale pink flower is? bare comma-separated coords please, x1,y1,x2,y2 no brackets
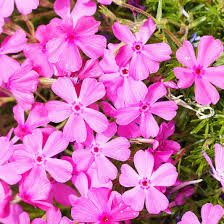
46,0,105,73
0,135,21,189
0,0,39,17
18,166,52,211
0,181,11,218
0,31,27,85
203,143,224,189
148,120,180,166
97,0,112,5
73,122,130,183
13,130,72,183
177,203,224,224
13,103,49,140
116,82,178,138
100,49,148,107
7,65,39,110
0,204,23,224
119,150,178,214
71,188,139,222
174,36,224,105
113,18,172,80
46,78,108,142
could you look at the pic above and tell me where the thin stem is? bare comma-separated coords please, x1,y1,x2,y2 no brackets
35,90,48,103
163,28,182,47
170,179,203,193
13,10,55,21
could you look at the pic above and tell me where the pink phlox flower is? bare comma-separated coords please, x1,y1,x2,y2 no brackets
46,77,108,142
0,204,23,224
0,30,27,85
13,130,73,183
0,181,12,218
119,150,178,214
73,122,130,183
177,203,224,224
0,133,21,189
45,0,105,73
148,120,181,165
18,166,53,211
116,82,178,138
7,64,39,110
101,101,141,138
13,103,49,140
0,0,39,17
113,18,172,80
71,187,139,222
174,36,224,105
30,207,73,224
54,58,103,83
100,49,148,107
203,143,224,189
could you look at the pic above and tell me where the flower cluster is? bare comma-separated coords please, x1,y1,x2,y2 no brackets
0,0,224,223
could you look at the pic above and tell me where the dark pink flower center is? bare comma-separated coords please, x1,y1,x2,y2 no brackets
122,68,128,75
139,102,150,112
36,156,43,163
133,41,143,53
194,65,204,77
93,147,99,153
140,177,151,189
67,33,76,41
72,103,83,114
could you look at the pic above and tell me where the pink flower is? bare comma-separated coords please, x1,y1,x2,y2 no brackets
119,150,178,214
46,0,105,73
0,181,12,218
72,122,130,183
0,135,21,188
100,49,148,107
71,188,139,222
46,78,108,142
203,144,224,189
0,0,39,17
13,103,49,140
177,203,224,224
148,120,181,166
0,204,23,224
174,36,224,105
18,166,52,211
0,30,27,85
97,0,112,5
7,65,39,110
116,82,178,138
113,18,172,80
13,130,72,183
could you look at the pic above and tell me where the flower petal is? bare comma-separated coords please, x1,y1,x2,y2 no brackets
82,108,108,133
195,77,219,105
204,66,224,89
134,150,154,178
45,158,73,183
145,187,169,214
197,36,223,68
151,163,178,187
119,164,140,187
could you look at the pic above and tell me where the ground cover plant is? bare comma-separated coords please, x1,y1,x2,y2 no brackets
1,0,224,223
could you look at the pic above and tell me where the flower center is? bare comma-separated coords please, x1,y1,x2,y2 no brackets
67,33,76,41
194,66,204,77
72,103,83,114
35,155,44,165
139,102,150,112
119,67,129,77
133,42,143,53
140,177,151,189
91,144,102,156
103,216,109,222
